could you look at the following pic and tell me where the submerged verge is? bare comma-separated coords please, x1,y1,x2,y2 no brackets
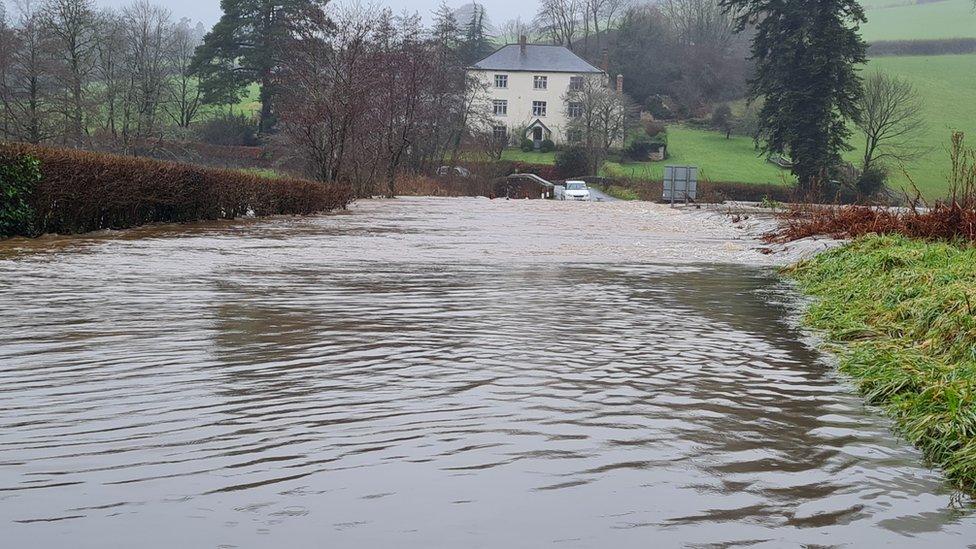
785,235,976,492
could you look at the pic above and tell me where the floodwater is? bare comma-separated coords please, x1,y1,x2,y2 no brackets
0,198,973,548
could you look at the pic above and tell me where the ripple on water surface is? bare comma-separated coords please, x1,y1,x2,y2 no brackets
0,198,973,548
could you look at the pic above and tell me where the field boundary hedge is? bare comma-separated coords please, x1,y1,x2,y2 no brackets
0,143,352,238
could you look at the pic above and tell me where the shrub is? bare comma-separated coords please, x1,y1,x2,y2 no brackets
644,95,674,120
196,112,260,147
0,150,41,237
642,120,666,138
555,146,589,178
856,165,888,198
540,139,555,153
520,138,535,153
624,138,655,162
0,143,352,237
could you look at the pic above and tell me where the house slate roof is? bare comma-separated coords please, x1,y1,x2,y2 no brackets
469,44,604,74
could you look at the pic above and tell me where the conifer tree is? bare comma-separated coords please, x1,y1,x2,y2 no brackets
459,4,493,66
191,0,329,135
720,0,867,191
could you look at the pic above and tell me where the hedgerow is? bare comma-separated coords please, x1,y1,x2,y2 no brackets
0,143,352,237
0,149,41,237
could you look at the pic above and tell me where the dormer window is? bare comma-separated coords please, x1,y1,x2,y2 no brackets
533,76,548,90
494,74,508,88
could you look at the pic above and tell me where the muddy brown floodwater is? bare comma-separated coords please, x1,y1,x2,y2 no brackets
0,197,974,548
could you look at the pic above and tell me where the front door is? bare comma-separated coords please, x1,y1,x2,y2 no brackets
532,127,544,150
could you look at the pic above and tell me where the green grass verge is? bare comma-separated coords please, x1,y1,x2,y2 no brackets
592,184,640,201
786,235,976,491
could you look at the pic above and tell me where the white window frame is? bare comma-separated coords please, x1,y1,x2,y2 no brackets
494,74,508,89
569,76,583,91
532,101,547,117
533,75,548,90
493,99,508,116
568,102,584,118
492,125,508,140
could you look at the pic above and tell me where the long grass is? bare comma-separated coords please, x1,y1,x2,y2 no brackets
785,235,976,492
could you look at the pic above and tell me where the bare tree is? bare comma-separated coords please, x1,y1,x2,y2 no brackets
277,4,377,187
165,17,203,129
856,70,926,172
40,0,96,144
564,74,633,173
121,0,173,140
498,17,529,44
534,0,583,48
1,0,59,143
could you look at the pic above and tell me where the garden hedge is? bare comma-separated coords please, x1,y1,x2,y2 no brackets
0,143,352,237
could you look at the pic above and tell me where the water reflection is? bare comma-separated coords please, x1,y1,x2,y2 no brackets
0,198,973,548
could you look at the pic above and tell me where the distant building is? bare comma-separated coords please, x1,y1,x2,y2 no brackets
468,37,612,149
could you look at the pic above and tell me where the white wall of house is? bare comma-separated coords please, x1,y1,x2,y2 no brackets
469,70,604,146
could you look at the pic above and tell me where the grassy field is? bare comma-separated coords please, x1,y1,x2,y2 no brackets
604,127,791,185
786,235,976,492
862,0,976,42
500,149,557,163
858,54,976,198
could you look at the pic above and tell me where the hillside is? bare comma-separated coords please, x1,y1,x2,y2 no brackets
862,0,976,41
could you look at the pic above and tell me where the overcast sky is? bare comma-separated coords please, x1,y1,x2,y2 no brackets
89,0,539,27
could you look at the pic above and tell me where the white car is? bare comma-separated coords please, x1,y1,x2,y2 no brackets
564,181,591,201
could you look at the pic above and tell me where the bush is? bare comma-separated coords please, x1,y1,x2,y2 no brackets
0,143,352,237
856,165,888,198
555,146,589,178
0,150,41,237
540,139,555,153
624,138,655,162
644,95,674,120
642,120,666,138
520,138,535,153
197,112,260,147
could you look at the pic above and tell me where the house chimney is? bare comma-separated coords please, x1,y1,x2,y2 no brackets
601,48,609,73
616,74,624,94
520,35,527,54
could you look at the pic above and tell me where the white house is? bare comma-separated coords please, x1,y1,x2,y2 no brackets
468,37,614,148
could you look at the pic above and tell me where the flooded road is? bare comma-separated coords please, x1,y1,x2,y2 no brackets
0,198,973,547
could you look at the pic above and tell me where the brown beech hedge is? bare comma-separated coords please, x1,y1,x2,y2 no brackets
1,143,352,237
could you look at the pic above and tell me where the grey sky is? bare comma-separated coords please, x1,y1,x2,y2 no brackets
90,0,539,27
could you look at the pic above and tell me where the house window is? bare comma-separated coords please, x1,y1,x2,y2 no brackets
569,76,584,91
568,129,583,143
493,100,508,116
533,75,548,90
494,74,508,88
532,101,547,117
493,125,508,140
568,102,584,118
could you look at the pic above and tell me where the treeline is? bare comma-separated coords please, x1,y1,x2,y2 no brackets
868,38,976,57
0,0,208,150
273,5,490,198
0,143,351,237
609,1,751,116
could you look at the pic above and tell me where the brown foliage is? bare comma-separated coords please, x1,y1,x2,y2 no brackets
769,132,976,243
2,143,352,236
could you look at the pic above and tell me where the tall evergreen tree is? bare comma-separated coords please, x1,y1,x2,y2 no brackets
191,0,329,135
459,4,493,66
720,0,867,191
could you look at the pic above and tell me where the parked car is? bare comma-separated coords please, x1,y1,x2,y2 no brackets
436,165,471,178
564,181,591,201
